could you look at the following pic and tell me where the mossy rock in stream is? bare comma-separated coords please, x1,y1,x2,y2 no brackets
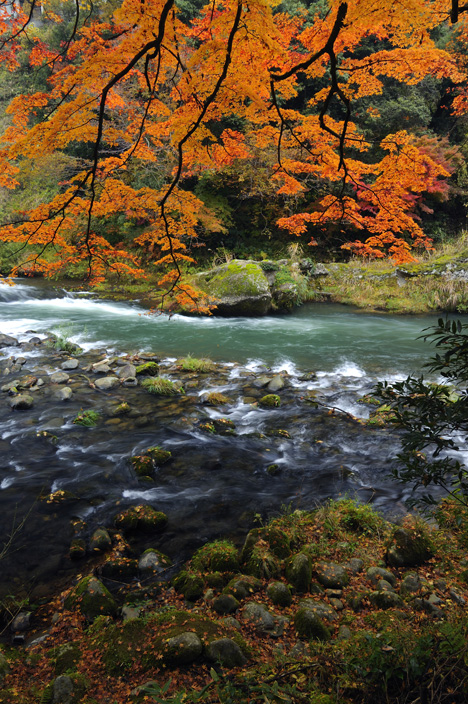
259,394,281,408
194,260,272,316
114,505,168,534
135,361,159,376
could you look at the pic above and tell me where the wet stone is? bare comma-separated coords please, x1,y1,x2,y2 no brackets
54,387,72,401
0,333,18,348
9,394,34,410
61,359,79,370
95,376,120,390
50,371,70,384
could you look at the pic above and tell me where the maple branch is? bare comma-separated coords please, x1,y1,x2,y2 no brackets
157,0,243,306
0,0,36,50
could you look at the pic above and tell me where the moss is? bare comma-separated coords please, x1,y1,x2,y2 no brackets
191,540,240,573
49,643,81,675
91,610,229,675
135,361,159,376
259,394,280,408
130,455,155,477
146,446,172,465
197,260,270,298
294,608,331,641
114,505,168,533
64,576,117,620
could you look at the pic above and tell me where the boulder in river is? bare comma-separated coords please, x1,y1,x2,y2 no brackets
194,260,272,316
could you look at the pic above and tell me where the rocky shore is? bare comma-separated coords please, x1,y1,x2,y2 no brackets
2,498,468,703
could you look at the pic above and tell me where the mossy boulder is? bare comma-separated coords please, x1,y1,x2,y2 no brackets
368,591,404,609
91,610,228,675
99,557,139,582
135,362,159,376
146,446,172,465
224,575,262,600
294,608,331,641
114,505,168,534
259,394,281,408
194,260,272,316
245,544,281,580
386,525,435,567
89,527,112,552
267,581,293,607
205,638,247,668
130,455,155,478
49,643,82,675
212,594,240,615
162,632,203,666
64,576,117,620
315,561,349,589
286,553,313,593
138,549,172,575
241,525,291,562
191,540,240,573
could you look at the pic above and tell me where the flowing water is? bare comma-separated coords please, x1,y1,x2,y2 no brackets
0,279,456,597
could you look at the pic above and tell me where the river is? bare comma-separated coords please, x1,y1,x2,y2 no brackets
0,279,454,598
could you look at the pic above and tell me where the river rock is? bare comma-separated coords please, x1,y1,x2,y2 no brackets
241,602,287,636
0,333,18,348
52,675,74,704
267,375,285,392
386,526,434,567
92,362,112,374
116,364,136,379
95,376,120,390
2,379,20,392
9,394,34,410
194,260,272,316
11,611,31,632
89,527,112,552
163,632,203,666
206,638,247,668
64,576,117,620
61,359,79,370
50,371,70,384
315,562,349,589
55,387,72,401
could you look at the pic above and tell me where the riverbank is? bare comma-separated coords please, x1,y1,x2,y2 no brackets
87,240,468,316
2,498,468,704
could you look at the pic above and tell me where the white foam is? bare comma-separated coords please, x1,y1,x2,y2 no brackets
0,478,14,489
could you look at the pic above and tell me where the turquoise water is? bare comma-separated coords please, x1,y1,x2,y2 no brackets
1,279,443,376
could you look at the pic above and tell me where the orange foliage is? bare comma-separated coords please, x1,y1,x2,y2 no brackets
0,0,467,302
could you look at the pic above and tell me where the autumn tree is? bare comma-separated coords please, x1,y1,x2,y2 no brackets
0,0,467,307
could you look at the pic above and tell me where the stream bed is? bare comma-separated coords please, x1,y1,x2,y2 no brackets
0,279,455,599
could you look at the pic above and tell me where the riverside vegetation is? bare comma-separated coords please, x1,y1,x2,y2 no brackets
2,499,468,703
